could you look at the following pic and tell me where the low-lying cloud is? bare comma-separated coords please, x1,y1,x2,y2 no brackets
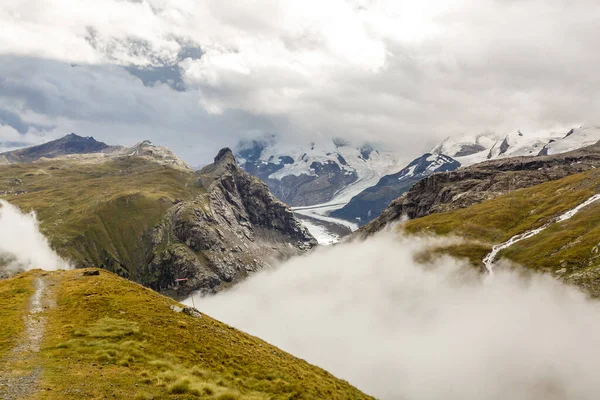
0,200,70,275
190,232,600,399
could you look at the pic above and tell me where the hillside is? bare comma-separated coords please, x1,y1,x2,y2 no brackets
0,269,371,399
0,146,315,296
379,168,600,296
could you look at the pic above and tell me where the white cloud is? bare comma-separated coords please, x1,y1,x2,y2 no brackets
190,232,600,399
0,0,599,162
0,200,71,274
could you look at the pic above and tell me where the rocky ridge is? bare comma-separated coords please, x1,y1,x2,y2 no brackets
146,148,316,297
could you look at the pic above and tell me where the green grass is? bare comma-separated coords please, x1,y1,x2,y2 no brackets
33,268,371,399
401,168,600,292
0,157,204,279
0,272,33,358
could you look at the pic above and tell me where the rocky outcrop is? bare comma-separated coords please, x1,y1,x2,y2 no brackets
145,148,316,297
125,140,191,171
358,141,600,237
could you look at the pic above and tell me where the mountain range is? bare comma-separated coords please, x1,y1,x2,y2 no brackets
3,129,600,398
236,126,600,233
0,134,316,297
236,138,402,207
332,126,600,226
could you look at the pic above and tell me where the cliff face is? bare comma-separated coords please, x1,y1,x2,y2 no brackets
359,142,600,237
143,148,316,297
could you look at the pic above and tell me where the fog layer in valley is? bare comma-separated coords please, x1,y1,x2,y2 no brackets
190,232,600,400
0,199,70,273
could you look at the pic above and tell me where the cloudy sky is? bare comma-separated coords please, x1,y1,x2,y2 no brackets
0,0,599,163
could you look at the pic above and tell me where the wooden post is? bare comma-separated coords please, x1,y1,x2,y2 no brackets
175,277,194,308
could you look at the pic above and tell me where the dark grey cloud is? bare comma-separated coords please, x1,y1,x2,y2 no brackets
0,55,284,164
124,64,186,91
0,107,54,134
123,43,203,91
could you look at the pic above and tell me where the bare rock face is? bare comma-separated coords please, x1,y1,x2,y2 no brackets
145,148,316,297
359,142,600,237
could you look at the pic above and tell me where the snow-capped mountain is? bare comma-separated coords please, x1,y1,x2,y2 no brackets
329,125,600,227
236,138,403,207
330,153,460,225
431,126,600,166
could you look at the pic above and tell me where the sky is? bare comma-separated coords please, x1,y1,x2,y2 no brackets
0,0,599,163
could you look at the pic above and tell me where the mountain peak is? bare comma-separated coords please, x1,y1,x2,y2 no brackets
0,133,113,164
214,147,235,164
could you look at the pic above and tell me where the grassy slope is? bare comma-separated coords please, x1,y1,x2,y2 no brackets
402,169,600,290
0,273,33,358
0,157,203,279
1,269,370,400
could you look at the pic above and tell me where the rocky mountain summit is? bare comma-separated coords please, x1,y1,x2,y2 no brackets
359,141,600,237
336,126,600,229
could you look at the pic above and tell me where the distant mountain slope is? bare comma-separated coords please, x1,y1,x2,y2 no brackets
0,133,122,164
358,140,600,238
0,146,315,295
432,126,600,166
0,133,192,171
0,269,372,399
331,153,460,225
236,138,402,207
